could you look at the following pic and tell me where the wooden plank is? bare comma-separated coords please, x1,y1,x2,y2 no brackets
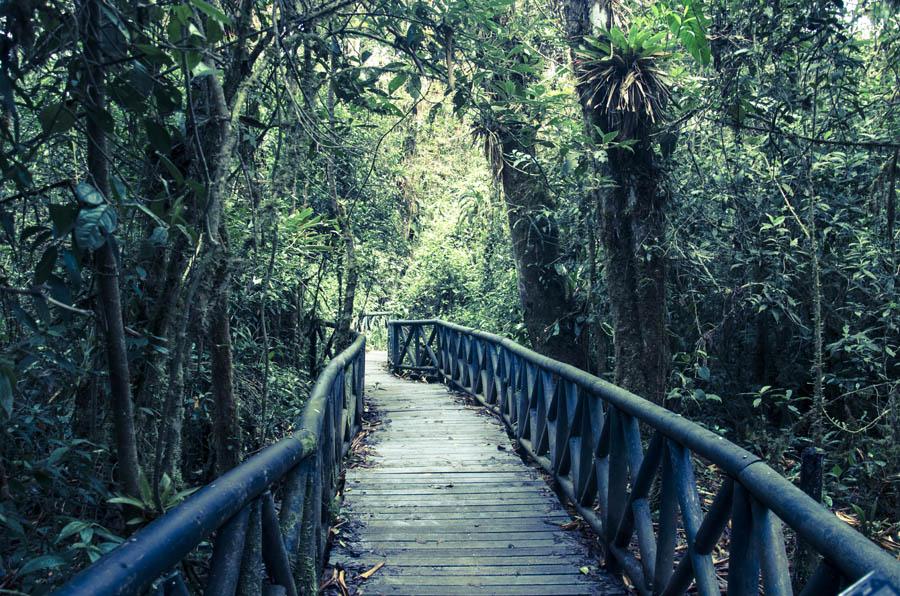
329,555,590,567
349,511,571,520
354,537,569,548
363,574,598,586
357,520,569,531
350,582,604,596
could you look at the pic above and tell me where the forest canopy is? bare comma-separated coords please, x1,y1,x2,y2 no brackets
0,0,898,591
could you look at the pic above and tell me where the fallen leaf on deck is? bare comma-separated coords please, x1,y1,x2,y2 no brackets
337,569,349,596
359,561,385,580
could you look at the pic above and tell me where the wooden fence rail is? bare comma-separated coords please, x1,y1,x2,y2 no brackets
388,319,900,596
54,334,366,596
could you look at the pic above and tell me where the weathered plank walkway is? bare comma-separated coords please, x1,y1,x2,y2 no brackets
330,352,623,595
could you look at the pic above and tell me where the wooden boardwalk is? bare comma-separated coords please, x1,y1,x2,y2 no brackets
330,352,623,595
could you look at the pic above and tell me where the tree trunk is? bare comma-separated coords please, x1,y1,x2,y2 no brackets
210,247,240,473
80,0,141,496
597,154,669,402
203,69,241,473
563,0,670,402
492,131,587,369
327,45,357,351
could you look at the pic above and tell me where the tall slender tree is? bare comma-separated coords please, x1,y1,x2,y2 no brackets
79,0,141,496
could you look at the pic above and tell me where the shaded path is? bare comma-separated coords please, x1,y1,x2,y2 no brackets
330,352,623,595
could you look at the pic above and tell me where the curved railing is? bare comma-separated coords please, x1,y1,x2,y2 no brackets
388,319,900,596
55,333,366,596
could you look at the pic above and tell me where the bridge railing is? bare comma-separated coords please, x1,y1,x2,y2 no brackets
354,311,395,332
55,333,366,596
388,319,900,596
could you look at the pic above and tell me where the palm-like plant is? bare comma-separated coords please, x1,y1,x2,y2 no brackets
575,26,671,140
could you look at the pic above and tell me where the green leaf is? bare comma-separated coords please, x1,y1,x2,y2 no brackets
74,182,106,207
190,0,232,25
57,520,92,543
191,62,219,79
145,120,173,155
111,176,127,203
148,226,168,246
697,365,710,381
405,23,424,48
406,75,421,98
49,204,80,237
157,153,184,185
19,554,66,575
0,511,25,536
139,472,153,504
75,205,117,251
388,73,408,94
39,103,75,135
35,246,58,284
0,370,12,417
0,209,14,240
47,446,69,466
108,495,146,509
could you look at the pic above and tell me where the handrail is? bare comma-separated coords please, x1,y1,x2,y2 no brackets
55,333,367,596
388,319,900,595
354,311,395,332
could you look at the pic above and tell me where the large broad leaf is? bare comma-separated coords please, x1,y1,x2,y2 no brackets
144,119,173,155
19,554,66,576
75,181,106,207
388,72,408,94
190,0,232,25
39,103,75,135
49,204,79,237
75,205,118,251
34,246,58,284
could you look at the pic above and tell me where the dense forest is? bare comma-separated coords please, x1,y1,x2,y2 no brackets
0,0,898,591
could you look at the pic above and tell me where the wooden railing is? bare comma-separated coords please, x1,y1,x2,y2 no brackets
354,311,395,332
388,319,900,596
55,334,366,596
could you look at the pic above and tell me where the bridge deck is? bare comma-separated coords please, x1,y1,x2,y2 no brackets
330,352,623,595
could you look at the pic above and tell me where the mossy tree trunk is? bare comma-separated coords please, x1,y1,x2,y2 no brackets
563,0,670,402
491,128,588,369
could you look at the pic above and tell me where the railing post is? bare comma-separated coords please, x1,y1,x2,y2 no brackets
654,443,677,591
207,505,251,596
296,448,323,594
261,492,298,596
794,447,824,589
605,408,627,551
729,483,760,595
237,498,264,596
752,498,793,595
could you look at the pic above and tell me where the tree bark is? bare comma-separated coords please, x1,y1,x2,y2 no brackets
563,0,670,402
80,0,141,496
492,131,587,369
327,41,358,351
478,27,587,369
